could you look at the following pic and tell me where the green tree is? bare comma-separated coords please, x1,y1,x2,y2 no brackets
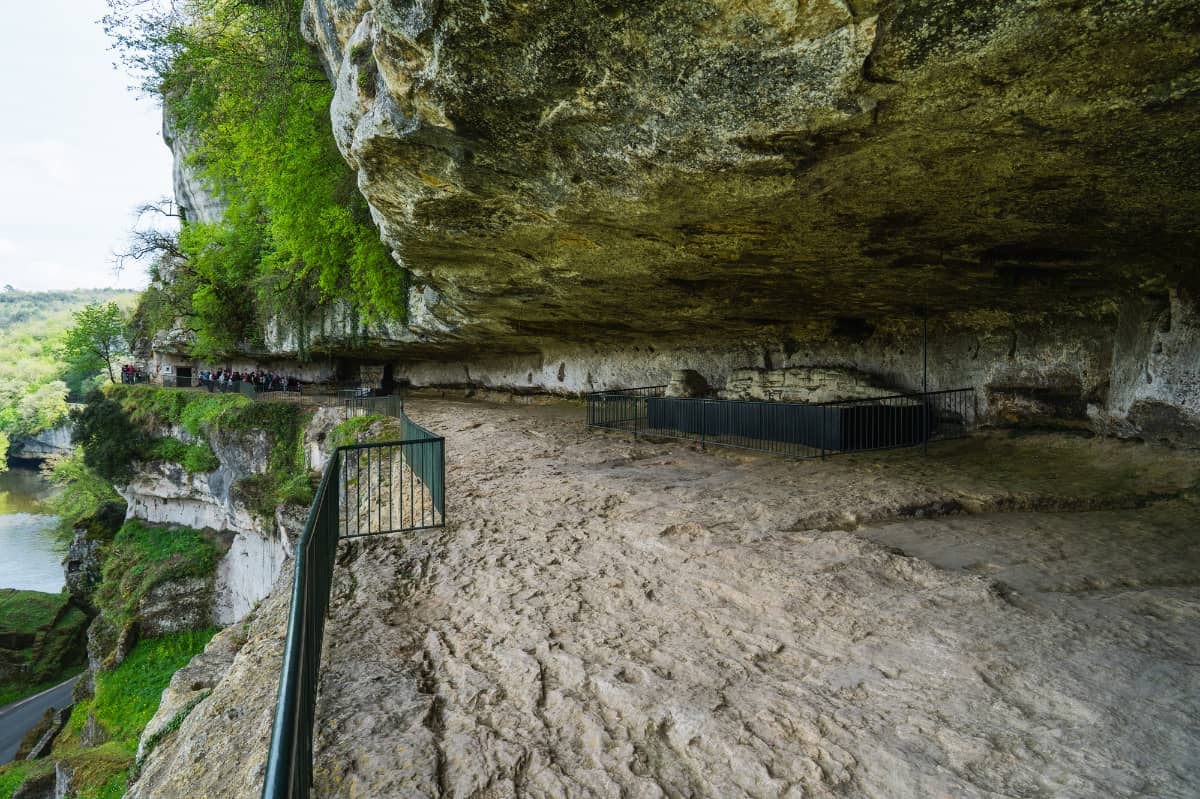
107,0,405,359
59,302,129,385
70,391,145,482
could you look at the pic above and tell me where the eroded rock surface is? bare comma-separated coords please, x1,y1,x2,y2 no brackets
299,0,1199,354
125,566,294,799
131,399,1200,798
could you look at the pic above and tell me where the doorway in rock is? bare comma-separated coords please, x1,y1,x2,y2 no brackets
381,364,396,395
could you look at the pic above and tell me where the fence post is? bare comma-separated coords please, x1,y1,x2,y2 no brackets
700,399,707,451
820,405,827,460
632,396,639,442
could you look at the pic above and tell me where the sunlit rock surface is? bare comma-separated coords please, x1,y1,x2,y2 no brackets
301,0,1198,351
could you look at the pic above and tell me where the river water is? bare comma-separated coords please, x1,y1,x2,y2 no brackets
0,466,65,593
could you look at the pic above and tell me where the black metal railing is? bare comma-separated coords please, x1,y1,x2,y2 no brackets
262,407,444,799
587,386,975,458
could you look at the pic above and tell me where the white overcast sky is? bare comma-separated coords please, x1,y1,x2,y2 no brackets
0,0,175,292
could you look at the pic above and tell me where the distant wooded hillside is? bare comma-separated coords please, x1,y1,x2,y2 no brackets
0,289,139,460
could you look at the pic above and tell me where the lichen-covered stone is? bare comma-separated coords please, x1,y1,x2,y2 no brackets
297,0,1200,356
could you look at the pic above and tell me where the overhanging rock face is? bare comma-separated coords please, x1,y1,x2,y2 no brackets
301,0,1199,354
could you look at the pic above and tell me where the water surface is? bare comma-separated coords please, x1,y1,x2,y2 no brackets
0,467,65,593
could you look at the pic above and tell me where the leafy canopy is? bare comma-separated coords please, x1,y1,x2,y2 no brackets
107,0,406,359
59,302,130,386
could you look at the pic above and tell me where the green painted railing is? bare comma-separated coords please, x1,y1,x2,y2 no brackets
262,406,444,799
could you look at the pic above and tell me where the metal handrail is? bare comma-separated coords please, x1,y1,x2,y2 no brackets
262,406,445,799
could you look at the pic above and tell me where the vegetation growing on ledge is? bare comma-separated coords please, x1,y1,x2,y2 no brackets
94,521,220,629
0,589,89,707
327,414,403,451
0,630,216,799
143,436,220,474
42,450,127,539
102,384,314,510
106,0,405,360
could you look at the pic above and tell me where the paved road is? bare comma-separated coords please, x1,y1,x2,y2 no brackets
0,675,80,765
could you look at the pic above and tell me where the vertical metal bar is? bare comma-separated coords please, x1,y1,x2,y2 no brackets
922,313,929,455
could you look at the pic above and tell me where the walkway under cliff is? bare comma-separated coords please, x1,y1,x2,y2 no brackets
129,397,1200,799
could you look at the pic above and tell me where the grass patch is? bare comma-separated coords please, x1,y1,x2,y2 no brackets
327,414,389,450
0,762,40,797
85,629,217,748
0,590,89,704
142,436,220,474
93,521,219,628
0,589,64,636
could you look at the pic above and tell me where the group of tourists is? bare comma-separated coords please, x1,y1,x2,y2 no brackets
119,364,149,384
197,368,303,393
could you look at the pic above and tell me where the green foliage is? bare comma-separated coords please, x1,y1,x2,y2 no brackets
276,471,319,508
0,290,136,449
328,414,392,450
0,589,89,705
94,521,219,629
178,393,250,437
88,629,217,747
0,763,33,798
42,449,126,537
143,436,220,473
105,384,248,432
59,303,130,386
70,391,146,482
105,0,406,360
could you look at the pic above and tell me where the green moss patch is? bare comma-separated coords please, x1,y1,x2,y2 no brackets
142,436,221,474
0,590,89,706
83,629,217,747
93,521,220,629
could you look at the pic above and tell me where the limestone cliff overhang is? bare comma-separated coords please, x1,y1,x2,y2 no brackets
294,0,1199,354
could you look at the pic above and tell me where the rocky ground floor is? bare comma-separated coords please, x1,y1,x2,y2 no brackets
130,398,1200,798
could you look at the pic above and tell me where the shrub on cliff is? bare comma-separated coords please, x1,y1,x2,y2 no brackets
93,521,220,630
70,391,145,482
106,0,405,359
42,449,127,538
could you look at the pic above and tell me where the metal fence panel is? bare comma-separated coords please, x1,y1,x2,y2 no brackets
262,400,444,799
587,386,975,458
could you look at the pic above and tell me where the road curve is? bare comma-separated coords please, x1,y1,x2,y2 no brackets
0,675,80,765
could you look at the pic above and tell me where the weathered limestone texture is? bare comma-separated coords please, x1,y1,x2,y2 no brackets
665,369,710,399
117,418,331,624
162,103,226,226
297,0,1198,357
128,400,1200,798
1109,289,1200,444
8,422,72,460
720,366,893,402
